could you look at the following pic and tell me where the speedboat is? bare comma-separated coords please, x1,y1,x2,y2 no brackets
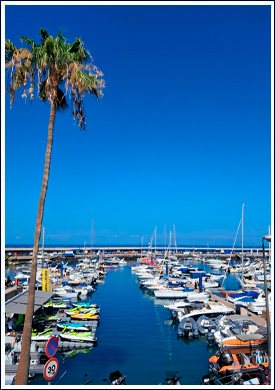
54,287,81,299
154,287,195,299
177,302,234,322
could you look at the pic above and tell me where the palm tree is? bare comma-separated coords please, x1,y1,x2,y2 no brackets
5,254,13,270
5,29,105,384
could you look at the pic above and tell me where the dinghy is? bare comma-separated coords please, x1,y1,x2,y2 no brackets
177,317,199,337
197,315,216,335
209,348,269,375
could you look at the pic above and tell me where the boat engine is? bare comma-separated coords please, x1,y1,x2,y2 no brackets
206,328,216,345
171,311,179,322
209,350,233,373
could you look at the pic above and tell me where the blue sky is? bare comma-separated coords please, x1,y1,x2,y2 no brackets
4,4,272,247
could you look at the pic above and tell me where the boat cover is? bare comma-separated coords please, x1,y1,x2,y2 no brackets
230,291,259,299
236,334,265,342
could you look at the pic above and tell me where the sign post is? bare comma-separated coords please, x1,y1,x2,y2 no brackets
44,336,59,385
43,357,59,383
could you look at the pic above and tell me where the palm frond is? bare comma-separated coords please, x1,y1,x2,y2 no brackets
21,36,35,49
5,39,17,62
75,70,101,98
39,28,50,43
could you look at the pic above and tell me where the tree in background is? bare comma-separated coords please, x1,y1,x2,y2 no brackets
5,28,105,384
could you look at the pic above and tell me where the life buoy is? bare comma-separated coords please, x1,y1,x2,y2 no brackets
15,279,19,286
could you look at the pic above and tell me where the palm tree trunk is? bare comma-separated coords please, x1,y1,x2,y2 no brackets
14,101,56,385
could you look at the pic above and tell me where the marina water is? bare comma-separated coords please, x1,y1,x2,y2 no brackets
9,259,263,385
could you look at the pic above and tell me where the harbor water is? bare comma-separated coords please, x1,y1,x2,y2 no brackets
8,260,264,386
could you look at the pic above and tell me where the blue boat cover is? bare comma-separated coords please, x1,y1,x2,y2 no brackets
230,291,259,299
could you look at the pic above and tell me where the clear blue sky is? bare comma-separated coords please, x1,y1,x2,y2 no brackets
4,4,272,247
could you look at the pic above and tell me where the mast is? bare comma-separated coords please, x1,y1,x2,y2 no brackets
164,224,166,254
155,226,157,255
91,218,94,255
241,202,244,286
42,226,45,259
268,225,270,263
141,236,143,254
169,231,172,259
173,224,177,254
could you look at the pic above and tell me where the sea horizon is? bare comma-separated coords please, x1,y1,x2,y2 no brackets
5,243,263,248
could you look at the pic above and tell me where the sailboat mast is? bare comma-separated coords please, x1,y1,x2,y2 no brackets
268,225,270,263
164,224,166,254
42,226,45,259
155,226,157,255
241,202,244,286
173,224,177,254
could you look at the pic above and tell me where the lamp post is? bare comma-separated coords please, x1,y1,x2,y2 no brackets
262,234,271,376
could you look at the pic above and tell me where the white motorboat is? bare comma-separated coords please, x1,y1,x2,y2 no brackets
164,294,210,311
177,302,235,322
117,259,127,265
54,287,81,299
154,287,195,299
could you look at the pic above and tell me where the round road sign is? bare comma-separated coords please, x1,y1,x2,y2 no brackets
43,357,59,381
45,336,59,358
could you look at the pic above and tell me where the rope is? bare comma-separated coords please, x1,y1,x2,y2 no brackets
221,218,242,288
54,370,67,385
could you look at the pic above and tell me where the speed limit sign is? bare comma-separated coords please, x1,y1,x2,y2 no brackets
43,357,59,381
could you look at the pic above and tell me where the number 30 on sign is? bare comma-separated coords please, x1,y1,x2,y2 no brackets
43,357,59,381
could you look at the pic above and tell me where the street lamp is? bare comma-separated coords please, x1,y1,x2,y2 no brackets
262,234,271,377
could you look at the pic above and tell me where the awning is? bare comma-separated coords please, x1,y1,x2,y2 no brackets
5,290,55,315
5,302,42,315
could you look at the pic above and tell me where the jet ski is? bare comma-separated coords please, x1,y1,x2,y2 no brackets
72,302,99,309
43,301,70,309
56,322,94,332
59,330,97,343
31,327,54,341
65,307,100,316
71,312,100,321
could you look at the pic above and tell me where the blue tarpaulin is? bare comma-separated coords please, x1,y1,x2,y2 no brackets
199,275,202,292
